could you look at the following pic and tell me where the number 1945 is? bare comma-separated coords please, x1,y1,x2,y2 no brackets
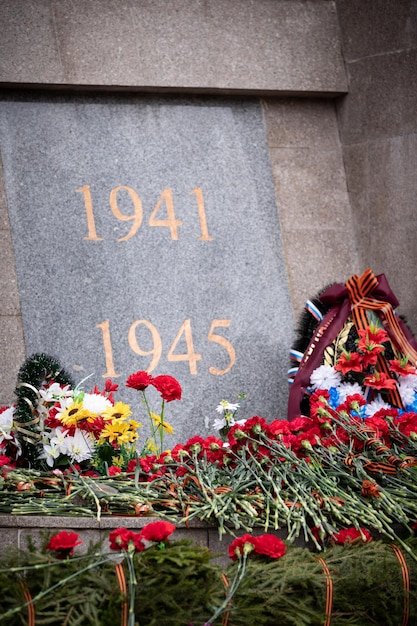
97,318,236,378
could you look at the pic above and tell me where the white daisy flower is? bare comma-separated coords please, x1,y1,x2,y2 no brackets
216,400,240,414
310,365,342,390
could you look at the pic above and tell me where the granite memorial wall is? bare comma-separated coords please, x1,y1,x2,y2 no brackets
0,93,294,443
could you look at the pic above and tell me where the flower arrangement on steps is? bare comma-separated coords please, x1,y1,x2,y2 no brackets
1,268,417,622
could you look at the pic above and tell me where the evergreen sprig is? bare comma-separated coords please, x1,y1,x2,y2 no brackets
1,532,417,625
13,354,74,468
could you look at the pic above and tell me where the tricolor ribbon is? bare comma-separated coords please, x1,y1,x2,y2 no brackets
287,269,417,421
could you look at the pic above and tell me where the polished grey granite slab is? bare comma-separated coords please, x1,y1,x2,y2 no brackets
0,94,294,443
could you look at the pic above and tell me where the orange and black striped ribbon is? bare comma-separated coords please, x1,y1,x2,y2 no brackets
115,562,128,626
20,582,35,626
221,572,231,626
315,557,333,626
390,544,410,626
345,268,417,408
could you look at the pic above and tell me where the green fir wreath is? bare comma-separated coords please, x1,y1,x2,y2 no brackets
13,354,74,469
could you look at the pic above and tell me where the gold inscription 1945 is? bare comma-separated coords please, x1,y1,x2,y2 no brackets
96,318,235,378
76,185,213,242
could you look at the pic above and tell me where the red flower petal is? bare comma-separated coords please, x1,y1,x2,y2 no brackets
151,375,182,402
126,371,153,391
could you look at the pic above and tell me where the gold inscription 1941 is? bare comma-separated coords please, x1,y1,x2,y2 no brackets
76,185,213,242
97,318,235,378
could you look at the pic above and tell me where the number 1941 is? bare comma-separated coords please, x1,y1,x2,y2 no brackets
77,185,213,242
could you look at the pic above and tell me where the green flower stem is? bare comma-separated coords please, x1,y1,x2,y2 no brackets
0,550,105,574
78,475,102,521
205,552,249,625
126,551,138,626
159,399,166,454
141,390,158,450
0,556,112,621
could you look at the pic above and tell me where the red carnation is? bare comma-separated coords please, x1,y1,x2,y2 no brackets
139,521,176,543
152,375,182,402
126,371,153,391
253,534,287,559
331,527,372,545
267,419,291,438
396,412,417,438
0,454,13,467
228,534,257,560
109,527,145,552
108,465,122,476
46,531,82,559
228,533,287,561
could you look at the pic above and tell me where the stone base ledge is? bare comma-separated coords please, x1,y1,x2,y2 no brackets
0,515,304,563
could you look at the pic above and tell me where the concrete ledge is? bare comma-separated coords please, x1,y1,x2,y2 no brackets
0,0,347,95
0,514,306,560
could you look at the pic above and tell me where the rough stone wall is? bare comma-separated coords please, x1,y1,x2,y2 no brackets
335,0,417,331
0,1,360,406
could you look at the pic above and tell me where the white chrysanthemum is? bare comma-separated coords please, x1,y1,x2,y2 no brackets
364,397,391,417
337,382,364,403
0,406,14,443
398,374,417,390
82,393,112,415
398,375,417,405
216,400,240,414
61,430,94,463
310,365,342,390
398,381,416,407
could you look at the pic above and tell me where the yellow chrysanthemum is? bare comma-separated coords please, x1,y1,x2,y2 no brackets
110,455,124,468
101,402,132,422
145,439,158,454
58,401,97,427
150,412,174,434
100,418,142,445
